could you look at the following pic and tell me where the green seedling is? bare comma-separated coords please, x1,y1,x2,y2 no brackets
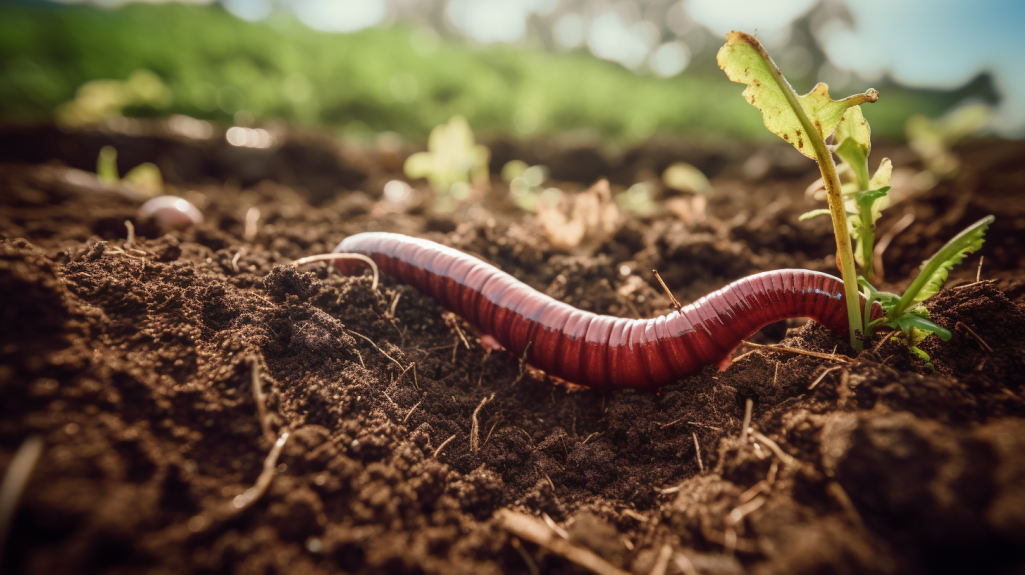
614,182,659,217
858,215,994,368
906,102,992,180
501,160,560,212
95,145,164,196
662,162,712,196
718,31,879,350
404,115,491,212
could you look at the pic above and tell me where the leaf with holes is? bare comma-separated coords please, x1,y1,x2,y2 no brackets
717,31,879,160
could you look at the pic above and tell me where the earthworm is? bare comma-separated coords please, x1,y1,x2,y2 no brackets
333,233,873,392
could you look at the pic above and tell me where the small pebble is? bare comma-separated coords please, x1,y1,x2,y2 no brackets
139,195,204,229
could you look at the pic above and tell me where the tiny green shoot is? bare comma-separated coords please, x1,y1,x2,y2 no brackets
858,215,994,368
95,144,164,196
718,31,879,350
502,160,560,212
97,145,120,186
403,115,491,212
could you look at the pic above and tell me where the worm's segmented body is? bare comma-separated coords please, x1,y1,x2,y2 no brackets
334,233,858,392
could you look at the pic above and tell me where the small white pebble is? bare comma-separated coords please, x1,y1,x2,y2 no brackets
139,195,203,229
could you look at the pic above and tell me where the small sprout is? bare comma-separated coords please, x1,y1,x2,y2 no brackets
662,162,711,195
906,102,992,179
718,30,878,350
502,160,553,212
403,115,490,211
97,145,119,186
860,216,994,368
501,159,529,182
123,163,164,197
139,195,204,229
95,145,164,197
614,182,658,217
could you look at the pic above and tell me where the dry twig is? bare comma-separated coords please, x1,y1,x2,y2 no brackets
346,329,403,369
808,365,844,390
649,544,673,575
510,537,540,575
826,481,866,531
244,206,260,242
724,496,766,555
231,248,245,273
751,431,794,466
741,340,852,362
871,330,899,354
403,399,422,425
470,393,495,453
386,292,402,319
250,356,275,443
511,342,533,385
433,434,457,459
956,321,994,352
232,430,290,511
123,220,136,249
740,399,753,446
496,509,633,575
291,253,379,290
692,432,704,473
542,513,569,539
652,269,683,313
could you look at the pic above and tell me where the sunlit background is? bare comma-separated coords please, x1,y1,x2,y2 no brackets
1,0,1021,142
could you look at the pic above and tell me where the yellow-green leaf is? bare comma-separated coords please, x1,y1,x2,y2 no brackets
123,162,163,197
868,158,892,191
716,31,879,160
834,106,871,189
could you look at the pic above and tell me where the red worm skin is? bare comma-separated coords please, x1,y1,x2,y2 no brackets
333,233,871,392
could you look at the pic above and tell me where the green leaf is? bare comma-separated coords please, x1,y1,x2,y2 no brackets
403,115,491,194
911,216,994,306
798,209,832,221
868,158,893,192
850,187,890,212
716,31,879,160
97,145,119,185
908,345,935,370
123,162,163,197
894,313,952,341
834,106,871,189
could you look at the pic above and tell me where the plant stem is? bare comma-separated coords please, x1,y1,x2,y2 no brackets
859,210,876,284
759,67,864,350
862,285,876,339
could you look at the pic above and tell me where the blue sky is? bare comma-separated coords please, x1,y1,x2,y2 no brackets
687,0,1025,135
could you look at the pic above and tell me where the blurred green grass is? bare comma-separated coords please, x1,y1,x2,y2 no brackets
0,1,986,143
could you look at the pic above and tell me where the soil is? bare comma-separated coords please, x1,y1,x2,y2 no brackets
1,123,1024,575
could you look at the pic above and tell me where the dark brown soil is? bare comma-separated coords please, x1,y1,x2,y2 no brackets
1,126,1024,575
